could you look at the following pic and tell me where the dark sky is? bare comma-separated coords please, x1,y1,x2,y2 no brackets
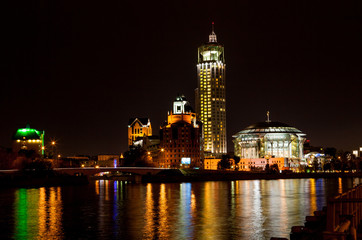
2,0,362,156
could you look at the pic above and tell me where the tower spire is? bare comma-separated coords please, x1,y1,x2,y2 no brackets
209,22,217,43
266,111,271,122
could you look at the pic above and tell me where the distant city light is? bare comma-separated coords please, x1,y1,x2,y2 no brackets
353,150,359,157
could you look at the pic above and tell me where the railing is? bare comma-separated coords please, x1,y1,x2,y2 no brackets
323,184,362,240
290,184,362,240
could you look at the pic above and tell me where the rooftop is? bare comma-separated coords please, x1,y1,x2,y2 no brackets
234,121,305,136
13,126,43,140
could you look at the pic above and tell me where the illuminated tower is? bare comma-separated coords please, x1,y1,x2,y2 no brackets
196,23,226,157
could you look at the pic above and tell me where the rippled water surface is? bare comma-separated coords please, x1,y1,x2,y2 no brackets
0,178,360,239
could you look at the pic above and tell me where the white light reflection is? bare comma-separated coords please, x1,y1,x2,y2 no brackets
178,183,194,239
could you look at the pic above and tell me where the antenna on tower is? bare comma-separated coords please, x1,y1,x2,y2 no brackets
266,111,271,122
209,22,217,43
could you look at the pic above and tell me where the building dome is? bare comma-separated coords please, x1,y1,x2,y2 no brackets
237,121,304,134
233,120,306,160
13,127,42,140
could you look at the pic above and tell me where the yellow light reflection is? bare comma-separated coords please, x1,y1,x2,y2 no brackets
201,182,217,239
143,183,155,239
158,184,170,239
338,177,343,194
105,180,109,201
191,192,196,214
38,187,63,239
95,180,100,195
309,179,317,214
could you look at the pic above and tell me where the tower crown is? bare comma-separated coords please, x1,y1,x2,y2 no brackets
198,22,224,63
173,95,194,114
209,22,217,43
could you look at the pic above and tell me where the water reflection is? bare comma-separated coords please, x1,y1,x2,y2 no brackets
14,187,63,239
310,178,317,213
143,183,155,239
338,177,343,194
5,178,362,239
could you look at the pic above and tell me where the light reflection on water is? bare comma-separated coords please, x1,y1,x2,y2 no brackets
0,178,360,239
13,187,63,239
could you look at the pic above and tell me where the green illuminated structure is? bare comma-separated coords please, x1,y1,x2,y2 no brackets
13,125,45,155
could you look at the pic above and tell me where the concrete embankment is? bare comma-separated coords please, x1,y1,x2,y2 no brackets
142,170,362,183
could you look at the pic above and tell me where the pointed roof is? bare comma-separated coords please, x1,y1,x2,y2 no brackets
128,118,150,126
209,22,217,43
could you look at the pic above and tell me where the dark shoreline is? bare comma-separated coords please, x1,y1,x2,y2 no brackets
142,170,362,183
0,173,89,189
1,170,362,188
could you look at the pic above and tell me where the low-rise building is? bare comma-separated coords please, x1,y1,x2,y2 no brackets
204,157,221,170
238,157,288,171
97,154,122,167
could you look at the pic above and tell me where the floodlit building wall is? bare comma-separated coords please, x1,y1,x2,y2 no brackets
238,158,287,171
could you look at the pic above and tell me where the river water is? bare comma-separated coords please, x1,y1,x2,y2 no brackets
0,178,360,240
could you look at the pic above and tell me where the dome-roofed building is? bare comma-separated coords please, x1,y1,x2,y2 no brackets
12,124,45,155
233,113,306,166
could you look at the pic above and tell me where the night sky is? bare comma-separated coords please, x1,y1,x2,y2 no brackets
2,1,362,156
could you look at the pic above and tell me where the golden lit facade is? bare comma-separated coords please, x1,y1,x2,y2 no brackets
159,95,201,168
196,24,226,157
128,118,152,147
204,157,220,170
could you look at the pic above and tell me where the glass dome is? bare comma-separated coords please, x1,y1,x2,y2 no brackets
236,121,304,135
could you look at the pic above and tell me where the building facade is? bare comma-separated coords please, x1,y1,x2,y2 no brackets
128,118,152,147
12,125,44,155
159,95,202,168
238,158,288,171
233,118,306,171
233,121,306,159
204,157,221,170
195,23,227,157
97,154,122,167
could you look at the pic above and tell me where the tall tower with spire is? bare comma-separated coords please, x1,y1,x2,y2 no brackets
195,22,226,157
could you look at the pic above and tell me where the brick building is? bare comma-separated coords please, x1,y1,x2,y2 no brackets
159,95,202,168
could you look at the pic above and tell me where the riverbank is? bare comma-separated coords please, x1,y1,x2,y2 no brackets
2,169,362,187
0,171,88,188
142,169,362,183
